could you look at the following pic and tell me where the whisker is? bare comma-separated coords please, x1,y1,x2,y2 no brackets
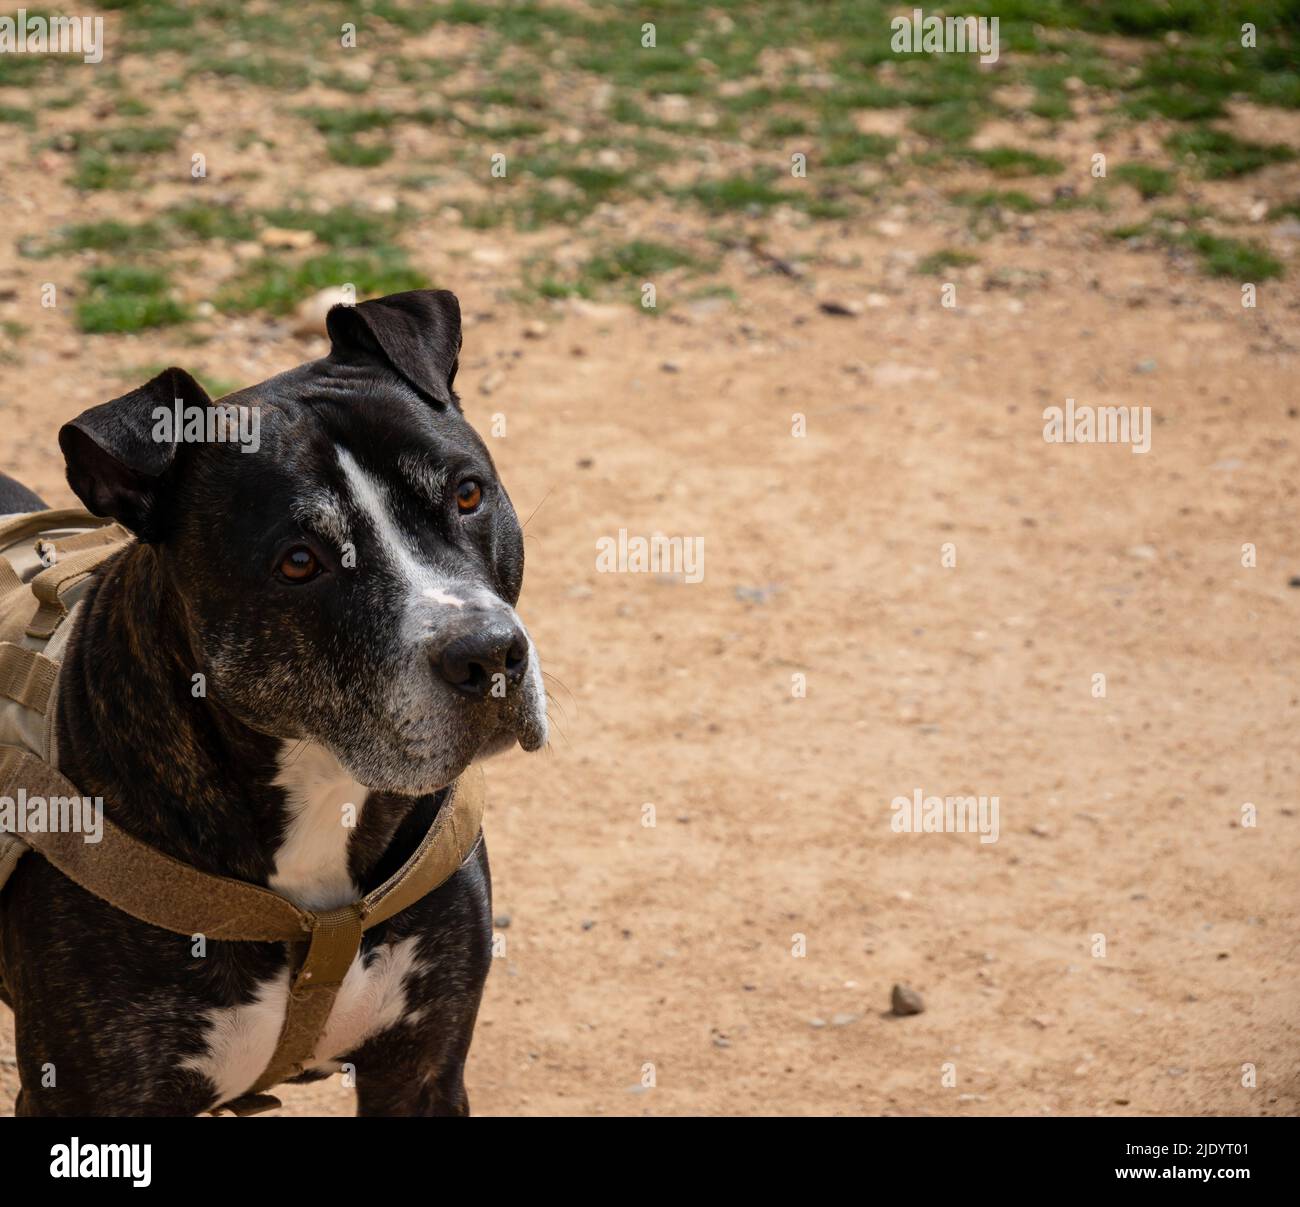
522,487,553,530
541,670,576,707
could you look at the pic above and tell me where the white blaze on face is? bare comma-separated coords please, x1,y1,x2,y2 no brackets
336,445,476,622
333,442,549,750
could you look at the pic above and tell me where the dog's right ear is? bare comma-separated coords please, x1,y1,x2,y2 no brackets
58,367,210,543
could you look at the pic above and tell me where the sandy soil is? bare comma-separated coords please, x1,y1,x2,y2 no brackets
1,11,1298,1119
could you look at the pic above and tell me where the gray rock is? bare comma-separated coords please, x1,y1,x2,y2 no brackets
891,984,924,1016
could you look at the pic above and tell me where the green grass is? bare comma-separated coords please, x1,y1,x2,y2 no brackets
112,95,153,118
1050,190,1110,213
518,238,713,304
318,70,375,95
1182,231,1284,280
451,72,546,110
205,56,311,90
1166,127,1296,179
76,266,190,334
917,249,979,275
98,125,177,155
71,151,135,191
909,100,987,147
950,189,1042,213
767,114,810,138
1110,216,1285,281
582,241,701,284
822,129,896,167
0,52,54,88
15,0,1297,323
963,148,1064,177
450,151,645,231
65,122,180,189
678,173,795,214
298,107,397,136
326,137,394,167
167,201,259,242
971,0,1294,39
59,219,168,253
217,250,426,315
1109,219,1157,240
524,159,632,202
259,204,400,248
1112,163,1176,199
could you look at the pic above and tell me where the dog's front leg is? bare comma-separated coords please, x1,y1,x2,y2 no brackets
354,1057,472,1117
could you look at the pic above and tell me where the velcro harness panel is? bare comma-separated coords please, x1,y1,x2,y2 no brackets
0,509,129,904
0,508,487,1116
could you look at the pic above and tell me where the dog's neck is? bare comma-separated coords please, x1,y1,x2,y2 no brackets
56,544,432,899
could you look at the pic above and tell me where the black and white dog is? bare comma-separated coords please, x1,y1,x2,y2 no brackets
0,289,547,1116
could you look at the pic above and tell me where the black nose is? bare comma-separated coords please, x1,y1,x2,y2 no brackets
434,620,529,698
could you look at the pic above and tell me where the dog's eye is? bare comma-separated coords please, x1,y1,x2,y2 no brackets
455,479,483,514
279,546,320,582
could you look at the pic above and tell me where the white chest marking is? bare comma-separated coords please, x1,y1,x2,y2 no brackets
270,741,366,912
184,746,428,1108
183,937,426,1108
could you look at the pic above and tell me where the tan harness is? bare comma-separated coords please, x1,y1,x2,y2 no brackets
0,509,485,1116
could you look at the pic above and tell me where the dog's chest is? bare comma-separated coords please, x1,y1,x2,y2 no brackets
182,936,427,1109
269,741,368,911
182,744,429,1108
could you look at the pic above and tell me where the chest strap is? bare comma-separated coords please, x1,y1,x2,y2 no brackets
0,744,484,1114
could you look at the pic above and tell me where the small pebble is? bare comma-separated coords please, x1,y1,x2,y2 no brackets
891,984,924,1016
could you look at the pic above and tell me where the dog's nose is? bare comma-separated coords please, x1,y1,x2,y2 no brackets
433,620,529,698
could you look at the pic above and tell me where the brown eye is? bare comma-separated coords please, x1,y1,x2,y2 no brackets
279,546,320,582
456,479,482,513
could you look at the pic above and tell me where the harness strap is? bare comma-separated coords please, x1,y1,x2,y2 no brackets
0,744,486,1113
361,770,485,926
248,903,365,1096
0,557,21,595
0,746,312,939
27,543,125,640
43,524,131,556
0,508,117,550
242,775,487,1102
0,644,59,713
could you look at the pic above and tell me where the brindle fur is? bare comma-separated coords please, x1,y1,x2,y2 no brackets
0,290,543,1116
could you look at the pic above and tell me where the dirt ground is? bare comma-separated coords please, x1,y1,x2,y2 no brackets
1,3,1298,1117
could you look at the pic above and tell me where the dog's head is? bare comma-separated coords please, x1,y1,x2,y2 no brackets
59,289,547,794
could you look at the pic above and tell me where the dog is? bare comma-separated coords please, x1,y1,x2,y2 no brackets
0,288,547,1116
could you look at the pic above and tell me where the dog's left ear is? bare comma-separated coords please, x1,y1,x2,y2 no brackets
326,289,463,408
